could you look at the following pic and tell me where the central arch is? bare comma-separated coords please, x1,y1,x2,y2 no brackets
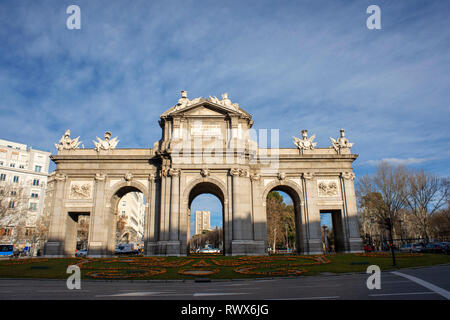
183,178,228,255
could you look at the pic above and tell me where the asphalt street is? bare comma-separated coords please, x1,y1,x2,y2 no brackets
0,264,449,300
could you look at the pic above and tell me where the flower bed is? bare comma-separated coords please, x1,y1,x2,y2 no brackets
177,269,220,276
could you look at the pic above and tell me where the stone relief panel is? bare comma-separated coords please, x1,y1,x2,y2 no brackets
69,181,94,200
317,179,340,197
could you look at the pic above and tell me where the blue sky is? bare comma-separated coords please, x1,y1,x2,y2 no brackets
1,1,449,226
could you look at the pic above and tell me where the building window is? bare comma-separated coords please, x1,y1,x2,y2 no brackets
10,163,15,168
8,201,15,209
32,179,39,186
13,176,19,183
34,165,42,173
0,174,5,181
10,191,17,196
0,161,3,165
122,201,126,206
29,203,37,211
25,228,34,236
31,193,39,198
19,164,24,169
0,228,13,237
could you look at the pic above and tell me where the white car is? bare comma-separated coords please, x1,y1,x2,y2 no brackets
199,247,221,254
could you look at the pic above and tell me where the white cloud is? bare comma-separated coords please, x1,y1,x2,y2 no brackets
366,157,438,166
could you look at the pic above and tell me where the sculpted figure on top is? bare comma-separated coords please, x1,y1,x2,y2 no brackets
293,130,317,151
330,129,354,153
93,131,119,151
55,129,82,151
172,90,240,112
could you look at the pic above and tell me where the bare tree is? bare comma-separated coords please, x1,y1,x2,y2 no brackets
429,205,450,240
0,181,30,244
405,171,449,240
357,162,409,236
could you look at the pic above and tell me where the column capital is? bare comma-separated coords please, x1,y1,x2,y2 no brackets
168,168,180,177
302,172,315,180
230,168,240,176
95,173,107,181
341,172,355,181
54,173,66,181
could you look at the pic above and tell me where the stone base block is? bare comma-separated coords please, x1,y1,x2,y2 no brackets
44,241,62,256
349,237,364,252
153,241,183,256
306,239,323,255
230,240,266,256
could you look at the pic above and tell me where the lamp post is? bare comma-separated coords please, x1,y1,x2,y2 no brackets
285,223,289,252
383,218,396,266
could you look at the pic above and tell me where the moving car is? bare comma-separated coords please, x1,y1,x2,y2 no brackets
75,249,88,257
115,243,139,255
0,244,14,257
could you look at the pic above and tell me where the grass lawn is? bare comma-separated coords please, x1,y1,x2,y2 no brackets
0,253,449,280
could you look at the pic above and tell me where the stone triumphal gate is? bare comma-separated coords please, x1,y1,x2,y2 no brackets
44,92,363,257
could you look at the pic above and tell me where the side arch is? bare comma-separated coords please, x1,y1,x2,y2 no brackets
107,180,149,215
262,178,306,254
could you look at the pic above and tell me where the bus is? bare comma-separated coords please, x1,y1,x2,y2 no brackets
0,244,14,257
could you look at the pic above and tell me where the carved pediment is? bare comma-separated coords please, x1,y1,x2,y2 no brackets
180,103,232,117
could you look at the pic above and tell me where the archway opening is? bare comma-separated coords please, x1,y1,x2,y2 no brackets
187,182,225,255
265,186,303,254
320,210,345,253
112,186,146,255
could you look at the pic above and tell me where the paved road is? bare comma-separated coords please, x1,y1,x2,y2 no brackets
0,264,449,300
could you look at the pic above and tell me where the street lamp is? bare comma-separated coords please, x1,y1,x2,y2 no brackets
285,223,289,252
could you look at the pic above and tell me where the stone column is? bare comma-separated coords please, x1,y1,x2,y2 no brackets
88,173,108,257
250,173,263,241
145,173,156,255
230,168,241,240
44,173,66,256
302,172,322,254
169,168,180,241
341,172,363,252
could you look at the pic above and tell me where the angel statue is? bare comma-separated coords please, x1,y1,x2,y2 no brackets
330,129,353,153
55,129,81,151
93,131,119,151
293,130,317,150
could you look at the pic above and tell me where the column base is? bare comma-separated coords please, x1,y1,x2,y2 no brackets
44,241,62,256
230,240,265,256
152,241,182,256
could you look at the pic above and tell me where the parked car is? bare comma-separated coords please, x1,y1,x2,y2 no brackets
439,242,450,254
400,244,412,253
423,243,443,254
75,249,88,257
410,243,425,253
